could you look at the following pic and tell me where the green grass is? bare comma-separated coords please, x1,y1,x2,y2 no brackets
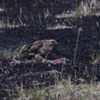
0,49,12,59
0,47,99,100
0,44,28,60
56,0,100,19
12,79,100,100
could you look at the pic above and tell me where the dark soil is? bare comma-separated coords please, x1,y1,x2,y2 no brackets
0,0,100,99
0,15,100,99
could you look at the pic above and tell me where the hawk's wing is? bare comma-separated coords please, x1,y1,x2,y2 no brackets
28,40,44,53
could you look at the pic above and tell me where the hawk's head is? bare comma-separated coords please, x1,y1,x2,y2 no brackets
44,39,57,47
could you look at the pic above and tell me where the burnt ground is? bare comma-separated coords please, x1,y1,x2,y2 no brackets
0,0,100,99
0,15,100,99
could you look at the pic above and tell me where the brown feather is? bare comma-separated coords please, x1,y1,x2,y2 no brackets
28,40,44,53
19,39,57,61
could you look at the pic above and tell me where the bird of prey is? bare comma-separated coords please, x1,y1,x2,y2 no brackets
18,39,57,62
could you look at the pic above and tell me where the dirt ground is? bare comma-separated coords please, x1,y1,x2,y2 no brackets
0,0,100,99
0,16,100,99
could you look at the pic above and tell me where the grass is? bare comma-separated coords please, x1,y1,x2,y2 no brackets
55,0,100,19
0,1,100,99
47,0,100,31
0,49,12,59
0,39,99,100
0,43,29,60
12,78,100,100
46,23,73,30
0,45,99,100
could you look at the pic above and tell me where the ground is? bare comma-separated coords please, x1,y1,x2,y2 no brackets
0,0,100,99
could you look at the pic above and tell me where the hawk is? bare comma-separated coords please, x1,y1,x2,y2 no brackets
18,39,57,62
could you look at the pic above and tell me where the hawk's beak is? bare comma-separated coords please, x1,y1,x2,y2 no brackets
52,40,57,45
49,41,57,47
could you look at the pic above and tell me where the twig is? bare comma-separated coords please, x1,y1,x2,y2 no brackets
31,13,34,23
20,7,22,18
38,13,42,25
73,27,82,66
17,16,24,26
61,58,66,78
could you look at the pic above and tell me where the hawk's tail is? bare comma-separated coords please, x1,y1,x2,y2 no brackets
19,44,29,53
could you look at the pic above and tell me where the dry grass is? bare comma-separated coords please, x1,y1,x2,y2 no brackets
0,49,99,100
55,0,100,19
13,79,100,100
46,23,73,30
0,49,12,59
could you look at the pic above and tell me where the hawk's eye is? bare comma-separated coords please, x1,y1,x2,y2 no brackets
51,41,57,44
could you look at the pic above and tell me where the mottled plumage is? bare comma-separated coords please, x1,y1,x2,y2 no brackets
19,39,57,62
